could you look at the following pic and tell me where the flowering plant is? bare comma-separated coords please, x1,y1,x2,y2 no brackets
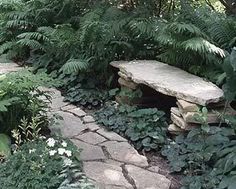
0,137,93,189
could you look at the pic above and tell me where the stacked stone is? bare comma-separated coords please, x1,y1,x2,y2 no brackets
168,99,235,135
118,71,138,90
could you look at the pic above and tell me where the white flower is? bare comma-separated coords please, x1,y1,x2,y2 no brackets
46,138,56,147
65,150,72,157
61,141,67,147
49,150,57,156
29,149,36,154
63,158,73,167
58,148,66,155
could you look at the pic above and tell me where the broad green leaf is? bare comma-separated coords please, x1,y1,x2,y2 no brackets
0,133,11,157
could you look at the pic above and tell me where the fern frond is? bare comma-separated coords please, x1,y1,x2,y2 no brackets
181,37,225,57
0,41,15,54
60,58,90,74
16,39,44,50
17,32,49,42
6,20,30,28
167,22,208,38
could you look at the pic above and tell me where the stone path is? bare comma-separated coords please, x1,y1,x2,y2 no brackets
0,63,22,74
0,63,171,189
111,60,224,106
47,88,171,189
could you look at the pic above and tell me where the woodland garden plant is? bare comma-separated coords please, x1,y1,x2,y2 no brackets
1,0,236,189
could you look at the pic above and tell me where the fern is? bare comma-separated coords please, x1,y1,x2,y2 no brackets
60,58,90,74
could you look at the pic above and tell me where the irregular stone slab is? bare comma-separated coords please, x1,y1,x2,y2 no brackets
171,113,197,130
72,140,106,161
170,107,182,117
111,60,224,106
183,107,236,124
183,111,218,124
76,132,107,145
85,123,100,131
55,112,87,137
83,115,95,123
38,87,62,99
67,107,86,117
125,165,171,189
0,63,22,74
83,161,133,189
118,71,131,81
50,97,69,111
168,124,185,135
118,77,138,90
101,141,148,167
61,104,77,111
148,166,160,173
97,129,127,142
177,99,200,113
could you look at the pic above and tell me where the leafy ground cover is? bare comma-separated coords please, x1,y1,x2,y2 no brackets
1,0,236,189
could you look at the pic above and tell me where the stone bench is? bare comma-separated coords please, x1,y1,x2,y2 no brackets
111,60,235,134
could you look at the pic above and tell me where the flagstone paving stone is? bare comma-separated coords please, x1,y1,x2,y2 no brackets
5,63,171,189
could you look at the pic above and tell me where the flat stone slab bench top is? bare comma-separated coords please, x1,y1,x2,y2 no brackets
111,60,224,106
0,63,22,74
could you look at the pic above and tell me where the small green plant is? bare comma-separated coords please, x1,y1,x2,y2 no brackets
95,103,167,151
0,137,94,189
0,70,54,135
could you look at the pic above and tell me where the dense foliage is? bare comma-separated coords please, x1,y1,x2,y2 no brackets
1,0,236,189
0,138,95,189
95,103,167,151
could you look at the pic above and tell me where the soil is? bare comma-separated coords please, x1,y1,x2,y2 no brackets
145,152,182,189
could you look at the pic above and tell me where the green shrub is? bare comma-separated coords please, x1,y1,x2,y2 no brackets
0,137,95,189
95,103,168,151
0,70,54,135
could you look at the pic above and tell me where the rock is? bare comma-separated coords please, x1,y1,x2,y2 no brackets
171,113,197,130
147,166,160,173
85,123,100,131
83,161,133,189
38,87,62,99
118,71,131,81
97,129,127,142
50,97,69,111
0,63,22,74
101,141,148,167
55,111,87,137
83,115,95,123
182,111,217,123
168,124,185,134
67,107,86,117
60,104,77,111
118,77,138,90
171,113,187,129
72,139,106,161
183,107,236,124
110,60,224,106
170,107,182,117
76,132,107,145
177,99,200,113
125,165,171,189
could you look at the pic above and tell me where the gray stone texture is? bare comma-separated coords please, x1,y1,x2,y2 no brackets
111,60,224,106
101,141,148,167
83,162,133,189
72,139,106,161
125,165,171,189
